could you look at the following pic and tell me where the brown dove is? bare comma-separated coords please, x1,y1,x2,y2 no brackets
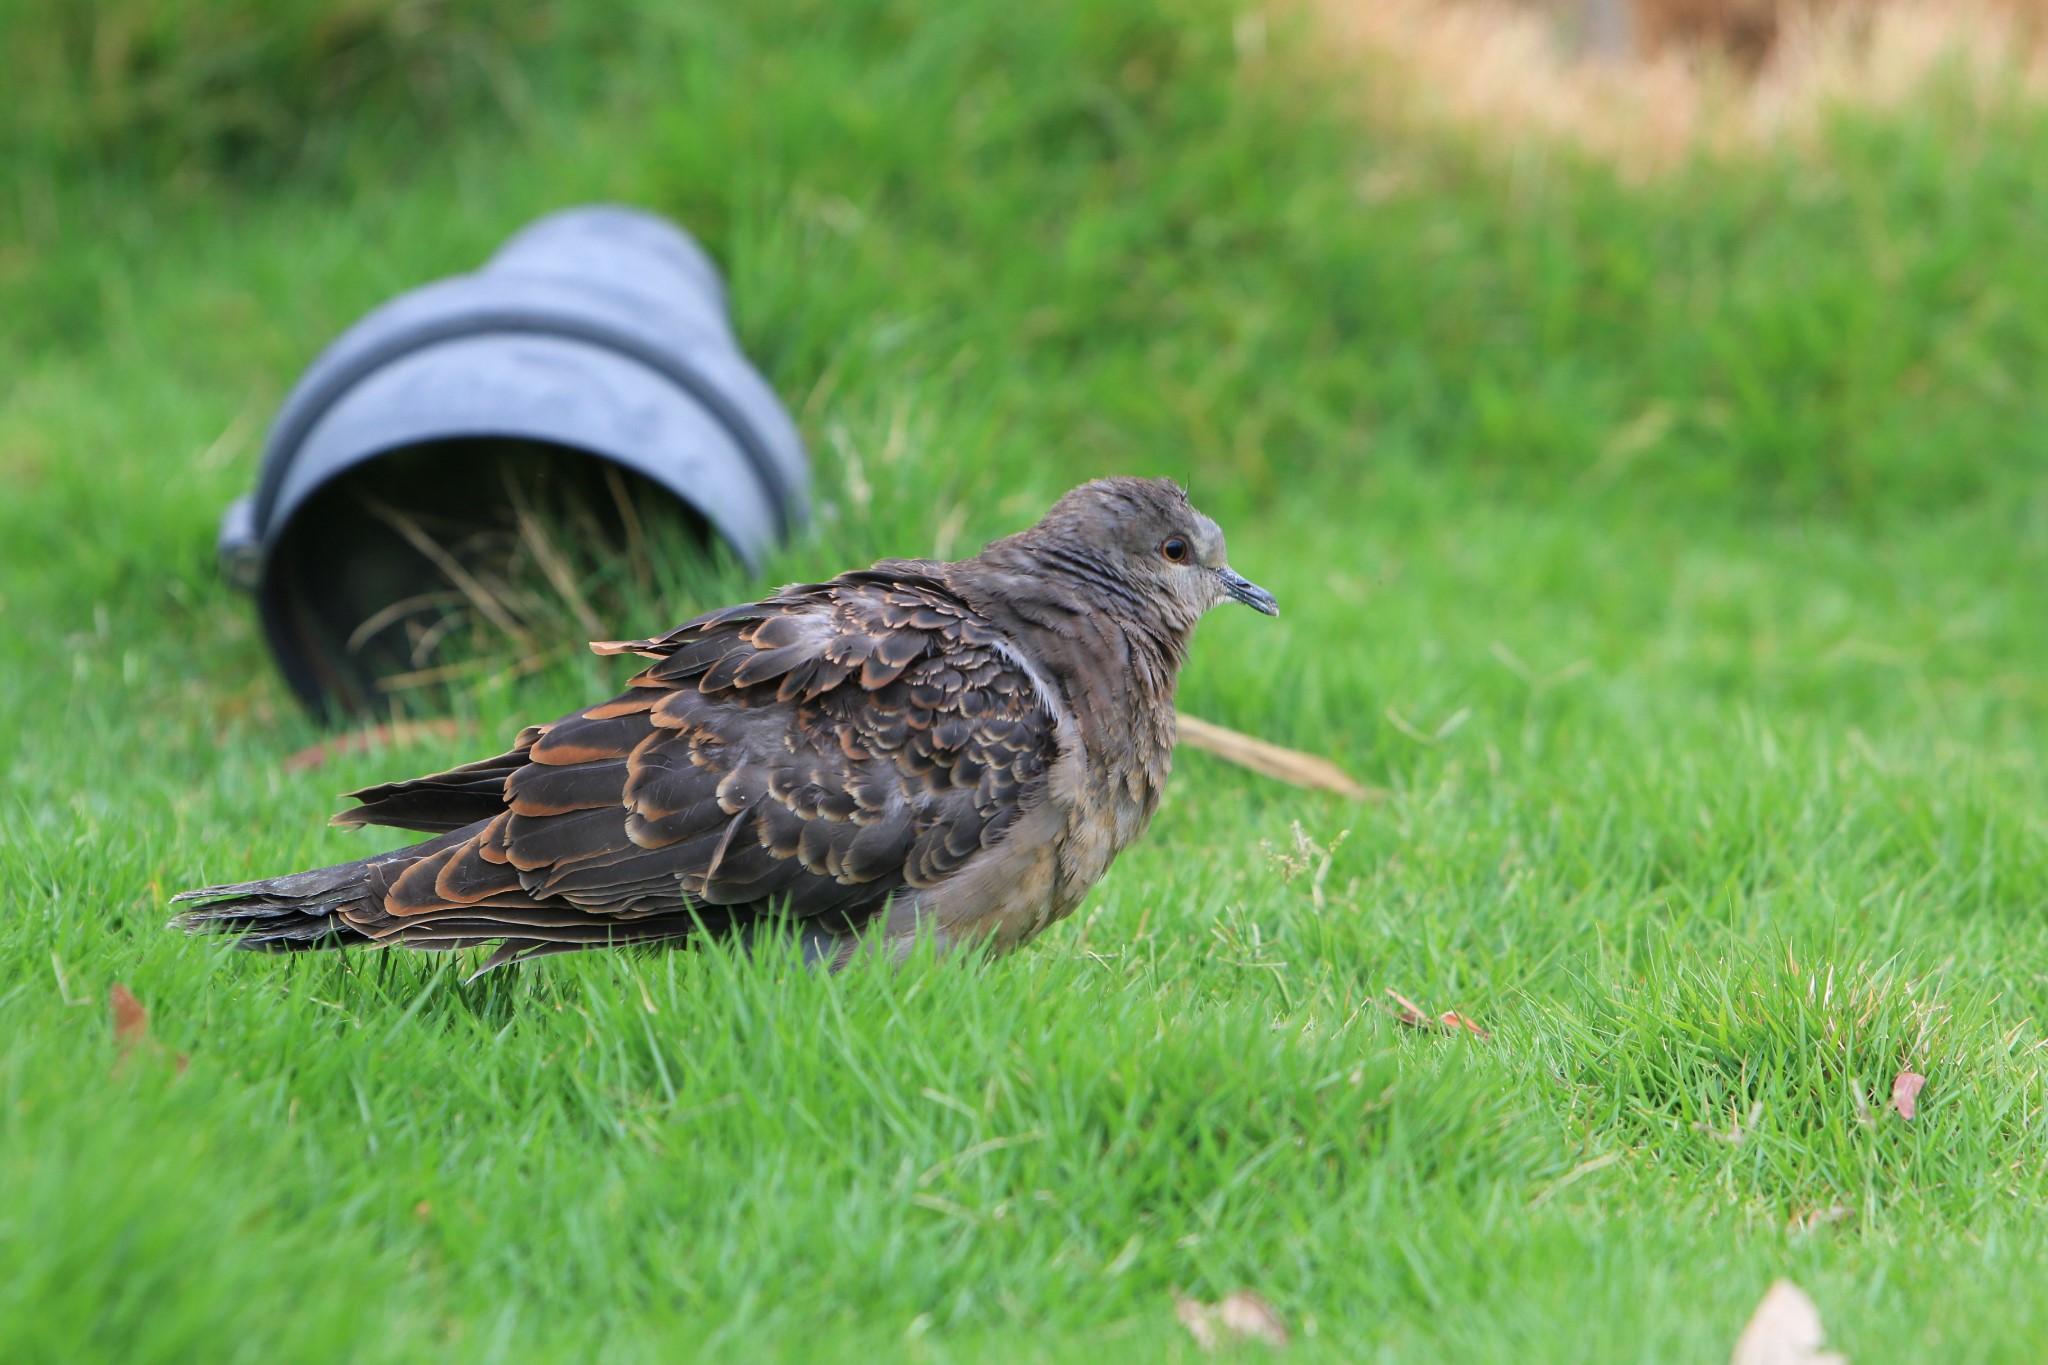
173,477,1278,971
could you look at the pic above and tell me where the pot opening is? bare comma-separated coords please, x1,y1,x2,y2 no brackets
261,437,735,717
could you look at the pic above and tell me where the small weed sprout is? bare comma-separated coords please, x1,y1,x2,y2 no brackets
1261,821,1351,911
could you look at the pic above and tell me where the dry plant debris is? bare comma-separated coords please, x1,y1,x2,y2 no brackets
1385,987,1492,1039
109,983,186,1077
1175,1290,1292,1350
1176,712,1378,799
110,983,148,1058
1729,1279,1847,1365
1890,1069,1927,1119
1308,0,2048,175
307,451,721,705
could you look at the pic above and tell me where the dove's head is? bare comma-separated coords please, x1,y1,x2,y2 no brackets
1020,477,1278,632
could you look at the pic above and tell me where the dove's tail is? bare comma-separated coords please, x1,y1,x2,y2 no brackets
168,835,459,951
170,860,383,949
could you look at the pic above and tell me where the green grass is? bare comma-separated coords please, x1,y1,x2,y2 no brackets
6,1,2048,1359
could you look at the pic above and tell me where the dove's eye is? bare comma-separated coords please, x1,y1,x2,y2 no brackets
1160,537,1190,563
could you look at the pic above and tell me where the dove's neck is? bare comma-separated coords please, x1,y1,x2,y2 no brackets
947,547,1186,809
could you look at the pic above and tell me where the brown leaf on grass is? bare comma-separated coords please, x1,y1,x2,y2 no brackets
109,983,187,1076
1729,1279,1847,1365
110,983,148,1056
1175,1290,1290,1351
284,718,466,773
1890,1070,1927,1120
1438,1010,1491,1040
1384,989,1490,1040
1385,988,1432,1029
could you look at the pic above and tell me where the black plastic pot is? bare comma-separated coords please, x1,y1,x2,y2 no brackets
218,205,808,718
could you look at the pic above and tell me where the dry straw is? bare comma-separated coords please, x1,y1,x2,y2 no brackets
1307,0,2048,175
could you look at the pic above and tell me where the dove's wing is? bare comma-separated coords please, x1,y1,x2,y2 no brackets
322,566,1061,961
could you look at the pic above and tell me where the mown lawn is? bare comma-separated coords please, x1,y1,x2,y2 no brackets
4,2,2048,1360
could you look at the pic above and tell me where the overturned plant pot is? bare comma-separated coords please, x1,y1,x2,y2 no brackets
218,204,809,719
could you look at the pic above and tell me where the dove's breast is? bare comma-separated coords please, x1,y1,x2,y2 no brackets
882,640,1169,959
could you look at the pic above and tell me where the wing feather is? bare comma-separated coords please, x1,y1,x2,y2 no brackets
322,565,1060,961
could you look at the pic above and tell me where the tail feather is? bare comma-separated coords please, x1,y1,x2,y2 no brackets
170,861,378,950
331,746,533,833
170,833,465,951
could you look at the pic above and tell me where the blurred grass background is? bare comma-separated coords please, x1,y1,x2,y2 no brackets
2,0,560,187
3,0,2048,1360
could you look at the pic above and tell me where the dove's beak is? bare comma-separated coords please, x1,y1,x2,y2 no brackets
1218,568,1279,616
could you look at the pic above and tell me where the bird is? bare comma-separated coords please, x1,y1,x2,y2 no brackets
172,476,1278,972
